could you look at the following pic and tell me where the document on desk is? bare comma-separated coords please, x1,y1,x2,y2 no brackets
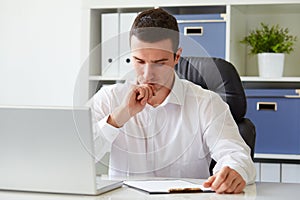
124,180,213,194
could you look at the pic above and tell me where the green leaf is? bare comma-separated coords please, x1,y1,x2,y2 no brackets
240,23,297,55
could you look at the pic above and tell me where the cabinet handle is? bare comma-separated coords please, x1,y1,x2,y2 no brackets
284,89,300,98
184,26,203,36
284,95,300,98
256,102,277,111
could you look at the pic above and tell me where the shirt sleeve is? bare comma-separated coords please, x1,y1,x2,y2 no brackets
202,91,256,184
90,86,121,162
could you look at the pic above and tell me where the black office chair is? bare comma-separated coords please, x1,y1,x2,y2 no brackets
174,57,256,175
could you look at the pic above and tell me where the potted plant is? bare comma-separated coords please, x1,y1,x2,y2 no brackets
241,23,297,77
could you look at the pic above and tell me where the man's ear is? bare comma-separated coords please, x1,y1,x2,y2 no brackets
174,48,182,64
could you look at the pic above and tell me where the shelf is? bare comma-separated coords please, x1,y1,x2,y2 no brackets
241,76,300,89
89,76,124,81
254,153,300,164
255,153,300,160
241,76,300,82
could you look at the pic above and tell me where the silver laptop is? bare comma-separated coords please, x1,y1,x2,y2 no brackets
0,106,122,195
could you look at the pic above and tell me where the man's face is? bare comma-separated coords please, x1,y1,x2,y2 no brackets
130,36,181,91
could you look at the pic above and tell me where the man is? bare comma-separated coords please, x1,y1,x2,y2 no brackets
91,8,256,194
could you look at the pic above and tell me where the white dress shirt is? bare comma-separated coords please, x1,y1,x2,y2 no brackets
91,74,256,184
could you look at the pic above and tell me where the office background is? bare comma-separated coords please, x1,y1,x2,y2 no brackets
0,0,299,183
0,0,83,106
1,0,300,106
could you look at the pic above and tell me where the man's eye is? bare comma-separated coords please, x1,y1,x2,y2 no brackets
136,60,145,64
154,63,164,67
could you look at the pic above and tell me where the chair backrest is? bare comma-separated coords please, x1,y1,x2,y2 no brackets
175,57,247,123
174,57,256,168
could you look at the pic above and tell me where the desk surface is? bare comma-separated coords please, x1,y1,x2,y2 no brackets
0,178,299,200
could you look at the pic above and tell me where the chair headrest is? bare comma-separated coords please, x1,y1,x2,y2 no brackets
175,57,246,122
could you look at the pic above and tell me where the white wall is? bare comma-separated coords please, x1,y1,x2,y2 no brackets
0,0,82,106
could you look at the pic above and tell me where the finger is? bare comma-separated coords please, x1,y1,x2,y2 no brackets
211,167,230,190
137,86,150,105
225,170,245,194
233,180,246,194
146,85,154,100
136,87,145,100
203,176,215,188
141,87,149,105
228,171,246,193
223,178,239,194
215,170,236,193
148,84,155,96
127,88,139,105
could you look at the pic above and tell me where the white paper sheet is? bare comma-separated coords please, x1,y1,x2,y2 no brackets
124,179,213,194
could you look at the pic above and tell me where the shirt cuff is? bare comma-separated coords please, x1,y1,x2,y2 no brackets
97,115,120,143
213,162,256,185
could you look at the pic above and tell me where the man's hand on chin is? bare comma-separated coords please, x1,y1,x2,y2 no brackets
203,166,246,194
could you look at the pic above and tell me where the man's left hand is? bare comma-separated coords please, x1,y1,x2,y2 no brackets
203,166,246,194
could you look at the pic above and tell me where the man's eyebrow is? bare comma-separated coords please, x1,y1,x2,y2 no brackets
151,58,168,63
133,56,144,61
133,56,168,63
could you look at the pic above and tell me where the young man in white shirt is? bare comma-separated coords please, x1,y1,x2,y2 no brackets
91,8,256,194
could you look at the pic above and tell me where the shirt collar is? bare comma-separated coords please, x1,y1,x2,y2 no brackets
160,73,184,106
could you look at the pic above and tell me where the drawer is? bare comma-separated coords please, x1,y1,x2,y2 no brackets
260,163,281,183
245,90,300,154
282,164,300,183
174,14,226,59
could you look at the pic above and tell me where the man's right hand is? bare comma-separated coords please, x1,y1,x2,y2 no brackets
107,84,154,128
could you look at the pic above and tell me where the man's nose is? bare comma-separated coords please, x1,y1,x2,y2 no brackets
143,64,154,82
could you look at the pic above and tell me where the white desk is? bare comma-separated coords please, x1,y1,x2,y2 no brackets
0,178,299,200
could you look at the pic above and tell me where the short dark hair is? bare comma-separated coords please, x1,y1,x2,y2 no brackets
130,8,179,53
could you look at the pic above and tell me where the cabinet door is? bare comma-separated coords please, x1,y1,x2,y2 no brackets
246,96,300,154
175,14,226,59
101,13,119,77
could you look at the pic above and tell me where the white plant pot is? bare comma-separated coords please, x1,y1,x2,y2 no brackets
257,53,285,78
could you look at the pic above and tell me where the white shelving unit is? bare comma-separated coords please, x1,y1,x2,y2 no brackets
81,0,300,102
